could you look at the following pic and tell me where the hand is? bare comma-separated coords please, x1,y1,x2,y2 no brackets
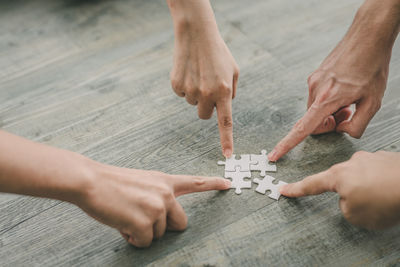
0,131,230,248
281,151,400,230
268,0,400,161
168,0,239,158
77,163,230,247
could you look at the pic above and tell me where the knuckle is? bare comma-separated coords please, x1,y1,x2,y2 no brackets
326,76,337,87
345,127,363,139
170,78,181,90
221,116,233,128
307,73,318,89
187,99,198,106
316,78,337,103
152,198,167,215
185,86,198,96
373,101,382,113
136,219,153,233
176,214,188,231
200,89,214,99
317,89,332,104
293,119,306,136
141,193,165,216
193,177,206,187
159,186,174,202
340,199,351,220
135,238,152,248
218,81,232,96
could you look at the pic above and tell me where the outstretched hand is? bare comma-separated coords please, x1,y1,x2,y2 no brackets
281,151,400,229
78,164,230,247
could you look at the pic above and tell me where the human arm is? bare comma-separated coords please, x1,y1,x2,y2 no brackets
280,151,400,229
0,130,230,247
167,0,239,158
269,0,400,161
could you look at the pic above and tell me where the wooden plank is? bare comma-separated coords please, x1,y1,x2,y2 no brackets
0,0,400,265
1,54,399,266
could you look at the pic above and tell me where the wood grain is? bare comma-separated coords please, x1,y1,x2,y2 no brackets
0,0,399,266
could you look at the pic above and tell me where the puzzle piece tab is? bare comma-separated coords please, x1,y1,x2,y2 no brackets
224,166,252,194
253,175,287,200
250,149,276,176
218,154,255,172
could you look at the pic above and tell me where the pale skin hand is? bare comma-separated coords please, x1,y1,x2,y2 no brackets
167,0,239,158
269,0,400,161
281,151,400,230
0,131,230,247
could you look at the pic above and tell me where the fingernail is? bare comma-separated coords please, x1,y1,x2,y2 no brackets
268,149,277,161
224,149,232,158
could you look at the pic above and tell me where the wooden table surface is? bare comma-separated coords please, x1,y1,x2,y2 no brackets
1,0,399,266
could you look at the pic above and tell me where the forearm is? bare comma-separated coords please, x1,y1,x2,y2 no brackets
167,0,220,40
328,0,400,76
350,0,400,52
0,131,94,204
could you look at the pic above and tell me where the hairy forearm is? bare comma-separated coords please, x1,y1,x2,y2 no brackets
167,0,220,39
327,0,400,76
0,131,93,204
351,0,400,50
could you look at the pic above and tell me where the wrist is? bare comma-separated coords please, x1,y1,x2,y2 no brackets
167,0,219,39
54,152,98,206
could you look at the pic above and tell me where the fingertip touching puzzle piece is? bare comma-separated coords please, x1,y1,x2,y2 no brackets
224,166,252,194
217,149,286,199
253,175,287,200
250,149,277,176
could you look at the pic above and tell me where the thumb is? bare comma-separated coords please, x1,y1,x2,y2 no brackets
336,99,377,138
280,169,337,197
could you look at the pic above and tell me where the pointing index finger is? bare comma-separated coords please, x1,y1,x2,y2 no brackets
280,169,337,198
216,99,233,158
171,175,231,197
269,102,330,161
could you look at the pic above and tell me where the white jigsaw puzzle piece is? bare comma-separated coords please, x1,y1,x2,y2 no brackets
224,166,252,194
250,149,277,176
253,175,287,200
218,154,256,172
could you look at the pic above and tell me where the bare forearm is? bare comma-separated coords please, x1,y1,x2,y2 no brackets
351,0,400,51
0,131,93,204
332,0,400,75
167,0,220,39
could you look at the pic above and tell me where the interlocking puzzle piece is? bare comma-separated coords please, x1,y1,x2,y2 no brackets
224,166,252,194
218,154,256,172
253,175,287,200
250,149,277,176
